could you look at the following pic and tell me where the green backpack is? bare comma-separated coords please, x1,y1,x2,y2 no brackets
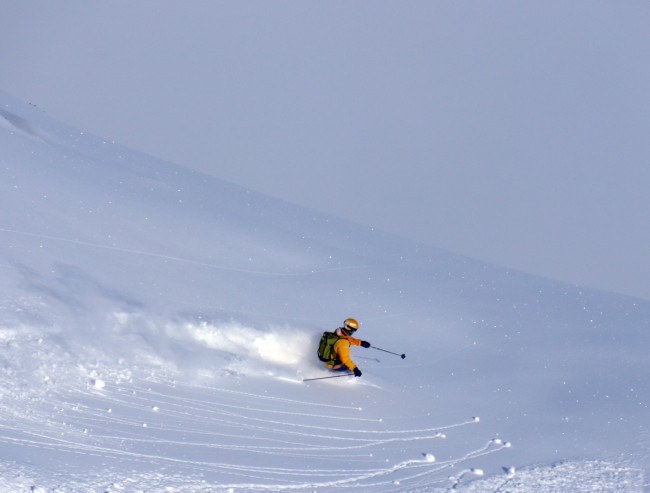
317,331,341,365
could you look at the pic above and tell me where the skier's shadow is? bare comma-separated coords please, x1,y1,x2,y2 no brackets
358,355,381,363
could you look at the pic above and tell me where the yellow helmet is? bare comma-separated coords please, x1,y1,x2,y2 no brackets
343,318,359,333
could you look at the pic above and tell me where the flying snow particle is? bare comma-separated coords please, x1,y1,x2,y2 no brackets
91,378,106,390
152,406,160,412
471,468,484,476
423,453,435,462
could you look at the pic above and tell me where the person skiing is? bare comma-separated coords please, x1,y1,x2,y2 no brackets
319,318,371,377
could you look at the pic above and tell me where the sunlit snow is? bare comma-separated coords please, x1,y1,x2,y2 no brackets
0,90,647,492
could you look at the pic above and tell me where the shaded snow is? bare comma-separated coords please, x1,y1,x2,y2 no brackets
0,90,648,491
460,460,643,493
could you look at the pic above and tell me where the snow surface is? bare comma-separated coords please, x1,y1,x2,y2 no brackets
0,89,648,492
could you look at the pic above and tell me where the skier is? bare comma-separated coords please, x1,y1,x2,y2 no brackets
318,318,371,377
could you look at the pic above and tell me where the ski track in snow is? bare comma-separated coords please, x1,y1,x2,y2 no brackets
2,347,642,493
0,385,479,489
0,329,517,492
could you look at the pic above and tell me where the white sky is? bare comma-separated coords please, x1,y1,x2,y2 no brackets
1,1,649,300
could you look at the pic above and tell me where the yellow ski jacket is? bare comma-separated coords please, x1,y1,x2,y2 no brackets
327,333,362,371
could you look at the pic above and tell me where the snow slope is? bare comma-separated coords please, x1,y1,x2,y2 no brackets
0,90,648,492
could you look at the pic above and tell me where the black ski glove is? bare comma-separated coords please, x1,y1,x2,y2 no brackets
360,340,371,348
353,367,362,377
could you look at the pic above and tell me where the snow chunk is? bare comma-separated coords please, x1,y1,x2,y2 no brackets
90,378,106,390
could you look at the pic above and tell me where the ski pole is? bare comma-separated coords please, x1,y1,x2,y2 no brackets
303,373,354,382
371,346,406,359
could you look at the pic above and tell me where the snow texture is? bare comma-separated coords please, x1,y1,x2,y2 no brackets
0,90,647,491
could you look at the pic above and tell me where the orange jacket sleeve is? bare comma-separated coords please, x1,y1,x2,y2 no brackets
345,335,362,347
